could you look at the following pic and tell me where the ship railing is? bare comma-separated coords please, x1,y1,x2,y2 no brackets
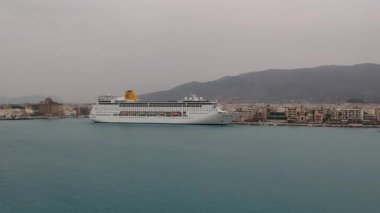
98,95,116,102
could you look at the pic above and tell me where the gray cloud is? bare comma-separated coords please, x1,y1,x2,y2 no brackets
1,0,379,102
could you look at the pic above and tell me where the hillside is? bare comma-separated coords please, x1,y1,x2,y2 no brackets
140,63,380,103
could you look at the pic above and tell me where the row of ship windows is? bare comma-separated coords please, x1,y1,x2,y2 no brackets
119,111,183,117
95,114,193,119
99,103,214,108
122,104,205,107
95,111,209,116
96,111,210,116
99,107,214,112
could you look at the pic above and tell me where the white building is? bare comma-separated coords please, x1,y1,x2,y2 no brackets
0,108,24,119
340,109,364,121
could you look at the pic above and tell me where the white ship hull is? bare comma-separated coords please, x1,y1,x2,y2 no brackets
90,111,239,125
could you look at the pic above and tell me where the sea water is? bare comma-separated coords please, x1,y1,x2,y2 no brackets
1,119,380,213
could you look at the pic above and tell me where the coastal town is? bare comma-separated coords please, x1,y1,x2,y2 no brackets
1,97,380,128
0,98,91,120
226,102,380,127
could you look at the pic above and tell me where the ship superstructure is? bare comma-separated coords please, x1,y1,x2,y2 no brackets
89,90,239,124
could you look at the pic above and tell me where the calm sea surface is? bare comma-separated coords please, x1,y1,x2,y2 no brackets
1,119,380,213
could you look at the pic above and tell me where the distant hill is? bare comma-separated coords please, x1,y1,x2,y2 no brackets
0,95,63,105
140,63,380,103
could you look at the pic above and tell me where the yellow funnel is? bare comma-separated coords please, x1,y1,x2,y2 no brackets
124,90,138,101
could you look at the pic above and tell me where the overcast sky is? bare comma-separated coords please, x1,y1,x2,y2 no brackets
1,0,379,102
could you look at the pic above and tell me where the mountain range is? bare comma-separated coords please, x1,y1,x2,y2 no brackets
140,63,380,103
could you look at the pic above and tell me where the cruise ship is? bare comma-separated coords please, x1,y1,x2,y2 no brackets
89,90,240,124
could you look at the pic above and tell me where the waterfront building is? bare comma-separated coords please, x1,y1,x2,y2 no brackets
328,109,342,123
340,109,364,123
252,107,268,122
63,106,76,116
235,105,254,122
268,111,287,122
314,111,324,124
36,98,63,116
0,108,24,119
363,114,377,123
24,106,34,115
376,108,380,121
296,114,308,123
307,113,314,123
74,106,92,116
286,107,297,122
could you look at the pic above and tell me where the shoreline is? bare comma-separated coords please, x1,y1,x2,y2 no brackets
231,121,380,128
0,116,88,121
1,117,379,129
